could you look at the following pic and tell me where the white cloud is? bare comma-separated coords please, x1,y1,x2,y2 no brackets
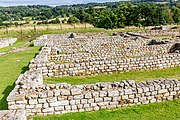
0,0,121,6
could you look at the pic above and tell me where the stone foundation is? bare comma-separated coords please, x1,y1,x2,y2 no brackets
7,70,180,116
5,32,180,118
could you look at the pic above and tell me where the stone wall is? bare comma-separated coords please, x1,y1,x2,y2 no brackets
0,38,17,49
0,110,26,120
135,29,180,40
49,44,172,63
31,33,180,77
29,47,180,78
7,69,180,116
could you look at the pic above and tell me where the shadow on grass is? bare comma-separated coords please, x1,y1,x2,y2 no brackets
21,66,29,74
0,83,15,110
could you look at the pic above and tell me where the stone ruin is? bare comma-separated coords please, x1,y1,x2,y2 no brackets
0,38,17,49
136,29,180,40
3,32,180,119
31,32,180,78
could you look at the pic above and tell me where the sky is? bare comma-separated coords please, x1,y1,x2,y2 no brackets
0,0,121,6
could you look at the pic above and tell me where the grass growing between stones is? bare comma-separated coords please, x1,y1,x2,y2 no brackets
44,66,180,85
0,46,40,110
33,99,180,120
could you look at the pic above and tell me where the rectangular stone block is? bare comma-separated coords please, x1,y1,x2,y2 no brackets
85,92,92,99
92,92,99,98
100,91,107,97
108,90,119,97
104,97,112,102
84,104,90,108
42,107,54,113
38,98,47,103
61,90,70,96
158,89,168,94
88,99,94,104
95,98,103,103
97,102,109,106
29,99,38,105
81,99,88,104
71,88,82,95
74,95,84,100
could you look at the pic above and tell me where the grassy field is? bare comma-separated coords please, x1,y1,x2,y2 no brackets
33,99,180,120
44,66,180,85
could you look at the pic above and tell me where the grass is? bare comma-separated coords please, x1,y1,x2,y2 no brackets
33,99,180,120
44,66,180,85
0,46,40,110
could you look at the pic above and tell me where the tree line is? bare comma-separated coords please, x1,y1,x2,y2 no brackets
74,3,180,29
0,2,179,29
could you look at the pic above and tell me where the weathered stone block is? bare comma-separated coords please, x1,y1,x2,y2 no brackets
95,98,103,103
61,90,71,96
38,98,47,103
71,88,82,95
100,91,107,97
42,107,54,113
158,89,168,94
108,90,119,97
29,99,38,105
85,92,92,99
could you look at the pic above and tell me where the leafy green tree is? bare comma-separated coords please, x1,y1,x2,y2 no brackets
67,16,80,24
162,6,174,24
171,6,180,24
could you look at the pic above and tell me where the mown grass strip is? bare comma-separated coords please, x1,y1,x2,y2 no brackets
44,66,180,85
33,99,180,120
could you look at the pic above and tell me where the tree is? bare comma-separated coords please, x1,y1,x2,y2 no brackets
162,6,174,24
67,16,80,24
171,6,180,24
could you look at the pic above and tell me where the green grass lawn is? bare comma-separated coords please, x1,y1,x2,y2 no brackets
0,46,40,110
44,66,180,85
33,99,180,120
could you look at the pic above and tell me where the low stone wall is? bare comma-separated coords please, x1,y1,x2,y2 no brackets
31,33,180,77
135,29,180,40
49,44,172,63
7,69,180,116
0,110,26,120
29,47,180,77
0,38,17,49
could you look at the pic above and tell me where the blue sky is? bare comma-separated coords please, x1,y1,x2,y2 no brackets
0,0,121,6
